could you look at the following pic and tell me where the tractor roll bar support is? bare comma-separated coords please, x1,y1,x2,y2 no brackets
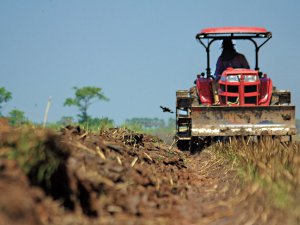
197,34,272,77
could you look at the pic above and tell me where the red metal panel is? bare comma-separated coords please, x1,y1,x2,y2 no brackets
196,78,213,105
223,68,257,75
218,69,260,106
200,27,268,34
239,76,245,105
259,77,273,105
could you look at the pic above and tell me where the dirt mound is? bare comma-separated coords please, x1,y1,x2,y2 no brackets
0,159,44,225
59,126,188,222
0,126,191,224
0,125,293,224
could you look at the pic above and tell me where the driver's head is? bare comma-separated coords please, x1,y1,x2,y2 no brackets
222,39,235,50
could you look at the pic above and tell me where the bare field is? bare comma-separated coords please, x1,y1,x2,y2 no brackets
0,122,299,225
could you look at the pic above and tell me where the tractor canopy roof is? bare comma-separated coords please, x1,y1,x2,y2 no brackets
196,27,272,75
196,26,271,39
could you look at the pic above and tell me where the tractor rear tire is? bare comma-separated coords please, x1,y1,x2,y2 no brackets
177,140,190,151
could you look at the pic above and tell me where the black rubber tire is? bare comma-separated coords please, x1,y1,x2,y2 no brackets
177,140,190,151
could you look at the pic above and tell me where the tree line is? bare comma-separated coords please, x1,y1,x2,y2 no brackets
0,86,175,131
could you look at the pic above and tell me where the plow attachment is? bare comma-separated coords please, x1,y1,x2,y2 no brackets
191,105,296,137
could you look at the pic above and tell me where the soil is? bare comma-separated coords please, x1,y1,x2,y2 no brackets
0,122,286,225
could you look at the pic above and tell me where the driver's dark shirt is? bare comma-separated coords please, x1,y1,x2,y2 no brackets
214,53,250,80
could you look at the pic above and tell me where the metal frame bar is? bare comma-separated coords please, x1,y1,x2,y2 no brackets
196,33,272,77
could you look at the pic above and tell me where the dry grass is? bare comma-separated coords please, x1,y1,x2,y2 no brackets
211,137,300,224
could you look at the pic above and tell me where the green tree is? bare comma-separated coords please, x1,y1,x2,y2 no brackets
87,117,114,129
0,87,12,116
8,109,27,126
64,86,109,123
59,116,75,126
167,117,176,129
124,117,165,130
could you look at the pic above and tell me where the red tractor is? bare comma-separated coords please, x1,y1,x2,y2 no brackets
176,27,297,150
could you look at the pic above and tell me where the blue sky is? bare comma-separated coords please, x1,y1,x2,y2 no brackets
1,0,300,124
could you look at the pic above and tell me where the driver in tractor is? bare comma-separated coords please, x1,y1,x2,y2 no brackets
214,38,250,80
